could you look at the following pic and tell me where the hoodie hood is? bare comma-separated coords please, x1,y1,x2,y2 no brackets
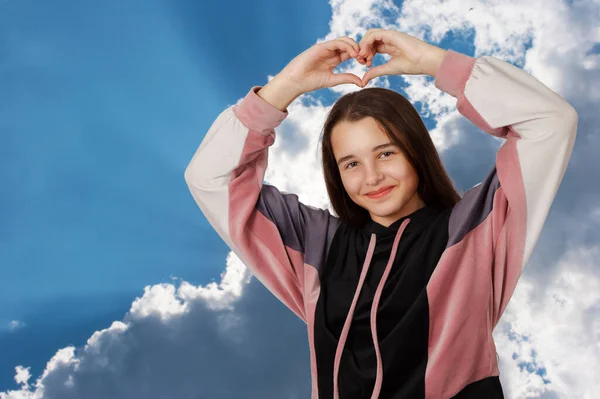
363,204,441,238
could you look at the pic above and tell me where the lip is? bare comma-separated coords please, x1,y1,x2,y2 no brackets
366,186,394,199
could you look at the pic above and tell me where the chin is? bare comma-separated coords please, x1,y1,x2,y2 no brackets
365,198,406,216
372,207,405,219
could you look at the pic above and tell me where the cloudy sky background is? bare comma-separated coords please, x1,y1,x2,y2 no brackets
1,0,599,398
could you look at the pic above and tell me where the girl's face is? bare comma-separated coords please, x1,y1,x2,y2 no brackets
331,117,425,227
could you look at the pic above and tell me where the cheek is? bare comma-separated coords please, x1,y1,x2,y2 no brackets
340,174,361,195
389,161,417,181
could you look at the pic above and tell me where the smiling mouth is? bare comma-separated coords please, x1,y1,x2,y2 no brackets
366,186,394,199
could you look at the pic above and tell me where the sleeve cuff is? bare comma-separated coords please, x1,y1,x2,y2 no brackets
233,86,289,134
434,49,477,99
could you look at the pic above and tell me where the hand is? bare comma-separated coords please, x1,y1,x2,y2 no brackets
358,28,445,86
279,37,366,95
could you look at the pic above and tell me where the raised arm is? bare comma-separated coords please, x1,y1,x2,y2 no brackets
357,27,577,324
184,37,365,321
435,50,577,326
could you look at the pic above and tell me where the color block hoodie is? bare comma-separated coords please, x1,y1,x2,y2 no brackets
184,49,578,398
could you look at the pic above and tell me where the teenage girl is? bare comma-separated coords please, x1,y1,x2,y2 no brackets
184,28,578,398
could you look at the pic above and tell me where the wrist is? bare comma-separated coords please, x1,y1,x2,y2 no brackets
421,47,447,78
257,74,304,112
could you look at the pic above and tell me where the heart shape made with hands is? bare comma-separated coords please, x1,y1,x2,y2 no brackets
343,29,438,87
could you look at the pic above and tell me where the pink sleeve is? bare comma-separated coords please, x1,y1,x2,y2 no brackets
184,86,340,323
435,50,578,326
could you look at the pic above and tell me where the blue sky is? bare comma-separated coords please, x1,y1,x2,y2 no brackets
1,0,599,398
0,0,331,389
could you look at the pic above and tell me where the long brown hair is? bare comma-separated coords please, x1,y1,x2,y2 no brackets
319,87,462,228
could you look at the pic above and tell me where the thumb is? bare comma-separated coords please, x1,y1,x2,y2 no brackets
361,64,391,86
328,73,363,88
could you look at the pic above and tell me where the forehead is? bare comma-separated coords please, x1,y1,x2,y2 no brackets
331,117,390,154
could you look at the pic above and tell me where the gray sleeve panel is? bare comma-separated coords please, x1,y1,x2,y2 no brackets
448,166,502,249
257,184,342,273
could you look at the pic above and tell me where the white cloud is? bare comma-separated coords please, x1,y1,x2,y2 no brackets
0,321,25,337
8,321,24,332
0,252,309,399
495,245,600,398
14,367,30,390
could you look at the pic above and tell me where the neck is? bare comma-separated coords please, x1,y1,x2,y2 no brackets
370,193,425,227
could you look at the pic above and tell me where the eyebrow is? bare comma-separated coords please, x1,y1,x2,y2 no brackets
336,142,397,166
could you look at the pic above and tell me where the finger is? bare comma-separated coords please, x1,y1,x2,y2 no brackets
323,39,358,59
339,51,352,63
358,28,383,58
361,63,392,86
360,30,393,63
365,42,390,66
333,49,361,68
362,41,377,63
364,38,396,66
329,73,363,88
335,36,360,55
373,42,395,55
335,38,364,64
337,37,367,64
339,37,365,64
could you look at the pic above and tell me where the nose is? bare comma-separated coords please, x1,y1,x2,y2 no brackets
365,164,384,186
